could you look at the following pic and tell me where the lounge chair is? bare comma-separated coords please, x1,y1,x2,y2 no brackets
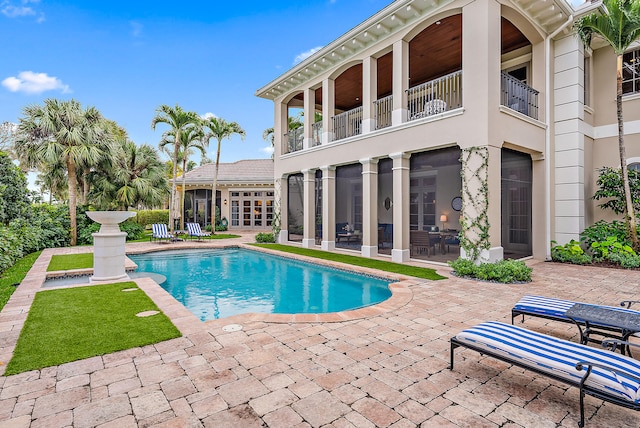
186,222,211,240
451,321,640,427
151,224,173,243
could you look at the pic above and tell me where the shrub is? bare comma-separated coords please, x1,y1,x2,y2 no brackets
608,252,640,268
255,232,275,243
580,220,630,249
449,258,532,283
133,210,169,228
589,235,635,260
550,240,592,264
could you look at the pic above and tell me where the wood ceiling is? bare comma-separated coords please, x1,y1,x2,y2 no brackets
292,15,530,114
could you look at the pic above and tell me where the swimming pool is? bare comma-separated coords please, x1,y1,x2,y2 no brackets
128,248,392,321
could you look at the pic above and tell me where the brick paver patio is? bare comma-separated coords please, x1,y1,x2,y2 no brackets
1,234,640,427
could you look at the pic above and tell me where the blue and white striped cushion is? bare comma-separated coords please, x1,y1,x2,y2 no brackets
152,224,171,238
455,321,640,403
186,223,207,236
513,295,639,327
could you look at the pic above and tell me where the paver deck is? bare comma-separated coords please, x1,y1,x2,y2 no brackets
1,234,640,427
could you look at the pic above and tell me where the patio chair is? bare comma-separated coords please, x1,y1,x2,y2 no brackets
151,224,173,243
186,222,211,240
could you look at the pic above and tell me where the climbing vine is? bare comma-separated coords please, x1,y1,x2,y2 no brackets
272,178,282,239
459,146,490,261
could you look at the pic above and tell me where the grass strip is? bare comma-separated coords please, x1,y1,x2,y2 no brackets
251,244,446,280
47,253,93,271
0,251,42,312
4,281,181,375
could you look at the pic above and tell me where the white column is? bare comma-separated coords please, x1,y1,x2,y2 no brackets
321,166,336,251
274,99,288,157
279,174,289,243
554,34,586,244
303,88,315,149
391,152,410,262
302,169,316,248
392,40,409,126
362,56,377,133
360,158,379,258
322,79,335,145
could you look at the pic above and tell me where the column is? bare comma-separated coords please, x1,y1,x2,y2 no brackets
322,79,335,145
302,169,316,248
554,34,586,244
279,174,289,243
303,88,315,149
391,152,410,263
392,40,409,126
274,99,288,156
362,56,377,133
360,158,379,258
321,166,336,251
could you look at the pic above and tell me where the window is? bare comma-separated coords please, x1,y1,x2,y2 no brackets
629,162,640,172
584,55,591,106
623,48,640,95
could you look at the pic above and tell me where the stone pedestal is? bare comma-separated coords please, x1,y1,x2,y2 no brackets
86,211,136,284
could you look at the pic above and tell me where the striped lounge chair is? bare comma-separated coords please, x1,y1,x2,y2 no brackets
151,224,173,243
186,222,211,240
451,321,640,427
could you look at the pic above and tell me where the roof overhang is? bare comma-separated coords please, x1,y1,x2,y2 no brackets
255,0,595,101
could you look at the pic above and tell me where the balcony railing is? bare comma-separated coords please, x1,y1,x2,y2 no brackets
331,106,363,141
500,72,539,120
311,122,322,147
374,95,393,130
283,126,304,154
408,70,462,121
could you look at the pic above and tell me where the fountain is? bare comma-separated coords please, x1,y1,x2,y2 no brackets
86,211,136,284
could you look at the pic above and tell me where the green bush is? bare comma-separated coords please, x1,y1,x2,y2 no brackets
580,220,630,249
255,232,275,243
608,252,640,268
449,258,532,283
550,240,592,264
590,235,634,260
133,210,169,228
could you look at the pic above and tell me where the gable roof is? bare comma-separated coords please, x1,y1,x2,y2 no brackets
179,159,274,186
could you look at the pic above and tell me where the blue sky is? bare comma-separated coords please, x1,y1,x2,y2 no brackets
0,0,393,163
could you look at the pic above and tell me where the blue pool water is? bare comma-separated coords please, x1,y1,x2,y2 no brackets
128,248,392,321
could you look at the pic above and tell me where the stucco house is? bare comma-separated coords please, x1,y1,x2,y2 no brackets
255,0,640,263
177,159,274,231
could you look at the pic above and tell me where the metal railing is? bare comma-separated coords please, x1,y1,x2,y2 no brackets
500,72,539,120
374,95,393,130
311,122,322,147
283,126,304,154
331,106,363,141
407,70,462,121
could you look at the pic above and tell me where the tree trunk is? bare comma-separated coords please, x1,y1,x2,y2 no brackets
181,157,187,231
211,139,222,235
616,54,639,250
68,159,78,246
170,136,180,233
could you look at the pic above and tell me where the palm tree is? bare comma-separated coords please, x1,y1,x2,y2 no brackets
575,0,640,250
262,115,304,157
159,126,207,229
35,160,67,204
151,104,199,232
14,98,111,245
90,128,168,211
201,116,245,233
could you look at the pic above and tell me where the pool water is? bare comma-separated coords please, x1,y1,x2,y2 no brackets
129,248,392,321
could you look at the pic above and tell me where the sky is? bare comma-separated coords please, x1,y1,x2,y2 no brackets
0,0,393,164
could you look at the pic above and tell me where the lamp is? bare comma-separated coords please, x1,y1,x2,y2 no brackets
440,214,448,230
224,199,227,205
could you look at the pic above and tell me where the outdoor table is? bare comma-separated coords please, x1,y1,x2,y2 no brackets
565,303,640,355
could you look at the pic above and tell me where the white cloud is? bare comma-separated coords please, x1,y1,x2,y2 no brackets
1,0,44,21
260,145,274,156
2,71,71,94
293,46,323,65
201,112,217,120
130,20,143,37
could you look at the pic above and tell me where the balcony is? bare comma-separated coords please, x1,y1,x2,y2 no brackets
332,106,363,141
500,72,539,120
284,127,304,154
311,122,322,147
374,95,393,130
408,70,462,121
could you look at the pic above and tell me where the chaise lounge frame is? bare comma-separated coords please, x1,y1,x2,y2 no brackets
450,321,640,427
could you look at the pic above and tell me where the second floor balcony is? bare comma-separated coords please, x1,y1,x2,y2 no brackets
332,106,363,141
500,72,539,120
408,70,462,121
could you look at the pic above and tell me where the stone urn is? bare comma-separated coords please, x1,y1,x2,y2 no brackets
86,211,136,284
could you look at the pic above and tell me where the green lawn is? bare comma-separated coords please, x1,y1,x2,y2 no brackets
251,244,446,281
47,253,93,271
0,251,42,312
5,281,181,375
